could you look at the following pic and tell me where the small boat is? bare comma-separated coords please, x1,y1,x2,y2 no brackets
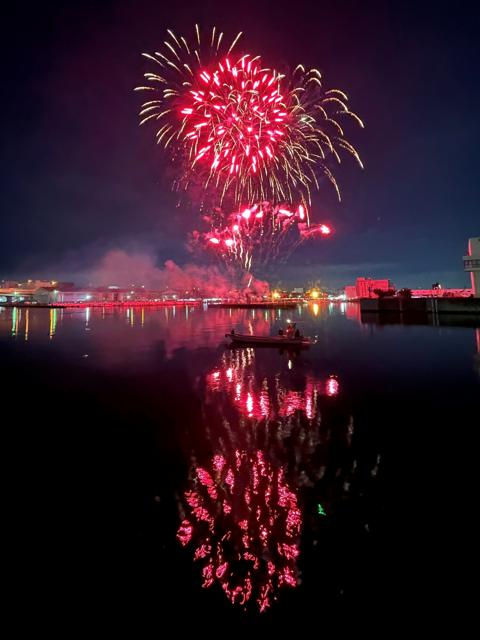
225,332,314,347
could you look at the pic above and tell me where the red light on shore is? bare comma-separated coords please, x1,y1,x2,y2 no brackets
320,224,331,235
209,237,220,244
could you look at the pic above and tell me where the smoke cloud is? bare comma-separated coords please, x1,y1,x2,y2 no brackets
89,250,269,297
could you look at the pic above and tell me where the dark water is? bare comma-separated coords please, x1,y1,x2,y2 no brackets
1,303,478,632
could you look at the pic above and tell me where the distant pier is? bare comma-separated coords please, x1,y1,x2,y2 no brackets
360,297,480,315
208,302,299,309
0,300,202,309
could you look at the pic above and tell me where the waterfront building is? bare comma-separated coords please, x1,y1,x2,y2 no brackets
464,237,480,297
344,285,358,300
344,278,395,300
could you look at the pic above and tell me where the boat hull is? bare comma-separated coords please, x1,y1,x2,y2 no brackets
225,333,312,347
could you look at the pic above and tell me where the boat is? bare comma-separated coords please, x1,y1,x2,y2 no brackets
225,332,314,347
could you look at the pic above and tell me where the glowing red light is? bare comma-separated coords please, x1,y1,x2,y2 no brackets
177,519,193,546
326,376,339,396
246,392,254,416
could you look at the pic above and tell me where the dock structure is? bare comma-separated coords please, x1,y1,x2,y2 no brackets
360,297,480,316
208,302,299,309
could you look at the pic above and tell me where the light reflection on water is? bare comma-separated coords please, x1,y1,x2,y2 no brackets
177,345,358,612
1,300,479,393
0,302,478,619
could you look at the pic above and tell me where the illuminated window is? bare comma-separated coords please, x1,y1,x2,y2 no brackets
464,259,480,269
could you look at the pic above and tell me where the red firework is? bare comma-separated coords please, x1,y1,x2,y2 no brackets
191,201,333,273
137,26,364,205
181,55,288,191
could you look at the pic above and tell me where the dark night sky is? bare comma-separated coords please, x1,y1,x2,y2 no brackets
1,0,479,288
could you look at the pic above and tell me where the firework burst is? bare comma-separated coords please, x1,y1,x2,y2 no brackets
136,25,364,205
190,200,332,274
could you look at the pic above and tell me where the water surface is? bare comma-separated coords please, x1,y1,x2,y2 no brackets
1,303,477,631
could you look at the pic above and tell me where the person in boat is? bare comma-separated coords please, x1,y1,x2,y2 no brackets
285,322,296,338
278,323,302,339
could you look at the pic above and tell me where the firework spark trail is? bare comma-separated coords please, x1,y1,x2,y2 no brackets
136,26,364,207
190,201,332,275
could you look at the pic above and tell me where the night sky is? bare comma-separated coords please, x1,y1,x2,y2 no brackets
2,0,479,288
